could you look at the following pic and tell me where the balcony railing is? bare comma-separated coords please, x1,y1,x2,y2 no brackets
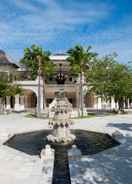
46,84,77,87
14,71,33,81
45,84,79,93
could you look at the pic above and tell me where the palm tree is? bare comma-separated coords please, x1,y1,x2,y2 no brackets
67,45,97,117
20,44,54,116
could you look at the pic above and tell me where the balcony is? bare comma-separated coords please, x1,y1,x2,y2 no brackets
14,71,33,81
45,83,79,93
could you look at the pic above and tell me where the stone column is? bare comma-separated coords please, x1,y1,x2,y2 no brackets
76,85,80,116
76,89,79,108
115,102,119,110
36,75,44,115
82,85,88,115
36,90,44,113
40,97,44,111
0,97,4,113
14,94,21,112
123,98,126,109
111,97,116,110
40,87,44,110
20,96,25,111
93,96,98,109
6,96,11,111
127,99,130,109
97,97,102,110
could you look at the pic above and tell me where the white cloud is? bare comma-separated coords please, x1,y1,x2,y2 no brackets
0,0,112,36
1,0,127,62
89,23,132,63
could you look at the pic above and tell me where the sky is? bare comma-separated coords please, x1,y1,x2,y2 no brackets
0,0,132,63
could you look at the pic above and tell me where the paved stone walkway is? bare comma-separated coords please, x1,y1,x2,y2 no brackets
0,113,132,184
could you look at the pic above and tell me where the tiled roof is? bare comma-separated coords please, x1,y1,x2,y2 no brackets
0,52,10,64
0,50,19,68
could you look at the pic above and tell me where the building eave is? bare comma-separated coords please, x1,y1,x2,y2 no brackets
0,63,19,68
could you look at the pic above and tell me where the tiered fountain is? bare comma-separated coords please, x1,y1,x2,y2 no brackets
47,91,76,145
4,91,120,184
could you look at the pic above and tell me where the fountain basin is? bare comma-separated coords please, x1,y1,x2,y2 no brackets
4,129,120,156
4,129,120,184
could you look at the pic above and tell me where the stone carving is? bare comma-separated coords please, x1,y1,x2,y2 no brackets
40,144,54,161
47,91,76,145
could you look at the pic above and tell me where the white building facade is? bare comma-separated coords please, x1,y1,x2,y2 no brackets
0,51,131,116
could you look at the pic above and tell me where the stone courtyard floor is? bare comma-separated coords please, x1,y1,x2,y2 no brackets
0,113,132,184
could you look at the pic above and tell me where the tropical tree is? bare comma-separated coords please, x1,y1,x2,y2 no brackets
20,44,54,116
20,44,54,79
109,63,132,111
67,45,97,117
87,54,132,112
0,80,8,111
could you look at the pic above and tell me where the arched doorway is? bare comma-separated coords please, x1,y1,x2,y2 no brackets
84,93,95,108
23,89,37,110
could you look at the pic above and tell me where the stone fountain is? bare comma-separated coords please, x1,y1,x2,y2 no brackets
4,91,120,184
47,91,76,145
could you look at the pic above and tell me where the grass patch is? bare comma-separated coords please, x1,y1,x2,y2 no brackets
24,113,36,118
